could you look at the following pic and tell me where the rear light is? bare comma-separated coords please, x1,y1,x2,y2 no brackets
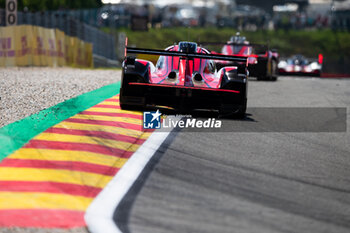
124,37,128,58
318,54,323,64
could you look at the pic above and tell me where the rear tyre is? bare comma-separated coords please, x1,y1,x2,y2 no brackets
257,75,264,81
270,60,278,81
233,99,247,119
220,99,247,119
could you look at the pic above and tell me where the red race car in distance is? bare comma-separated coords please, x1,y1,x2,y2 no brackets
202,33,279,81
120,41,248,118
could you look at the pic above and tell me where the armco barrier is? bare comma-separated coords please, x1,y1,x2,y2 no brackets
0,25,93,68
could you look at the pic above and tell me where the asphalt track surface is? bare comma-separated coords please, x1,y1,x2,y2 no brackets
122,76,350,233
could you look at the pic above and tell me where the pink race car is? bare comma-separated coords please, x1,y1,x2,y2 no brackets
120,41,248,117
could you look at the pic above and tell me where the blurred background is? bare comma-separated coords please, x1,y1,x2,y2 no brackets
0,0,349,73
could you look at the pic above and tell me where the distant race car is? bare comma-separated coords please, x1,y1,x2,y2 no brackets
202,33,279,81
278,54,323,76
120,41,248,118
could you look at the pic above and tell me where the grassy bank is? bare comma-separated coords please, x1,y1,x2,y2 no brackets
106,27,350,73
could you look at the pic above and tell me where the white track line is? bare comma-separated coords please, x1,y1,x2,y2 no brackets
85,128,173,233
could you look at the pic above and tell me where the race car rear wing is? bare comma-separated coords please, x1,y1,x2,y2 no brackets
199,41,268,48
126,47,248,63
199,41,269,54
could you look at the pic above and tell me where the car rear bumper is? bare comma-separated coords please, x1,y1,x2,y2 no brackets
120,82,246,112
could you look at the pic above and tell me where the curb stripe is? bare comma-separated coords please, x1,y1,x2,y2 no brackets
10,149,128,168
0,181,101,197
104,100,119,103
0,167,113,188
71,114,141,125
81,111,142,119
64,118,143,131
0,210,85,228
85,107,142,114
33,133,140,152
52,122,150,139
106,96,119,100
0,192,92,210
0,159,119,176
97,102,119,106
23,140,134,158
105,96,119,100
94,105,121,109
44,128,146,144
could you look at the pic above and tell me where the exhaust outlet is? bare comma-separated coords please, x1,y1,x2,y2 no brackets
193,73,203,82
168,71,177,80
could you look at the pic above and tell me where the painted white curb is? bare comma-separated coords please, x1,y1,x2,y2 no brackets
85,129,172,233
